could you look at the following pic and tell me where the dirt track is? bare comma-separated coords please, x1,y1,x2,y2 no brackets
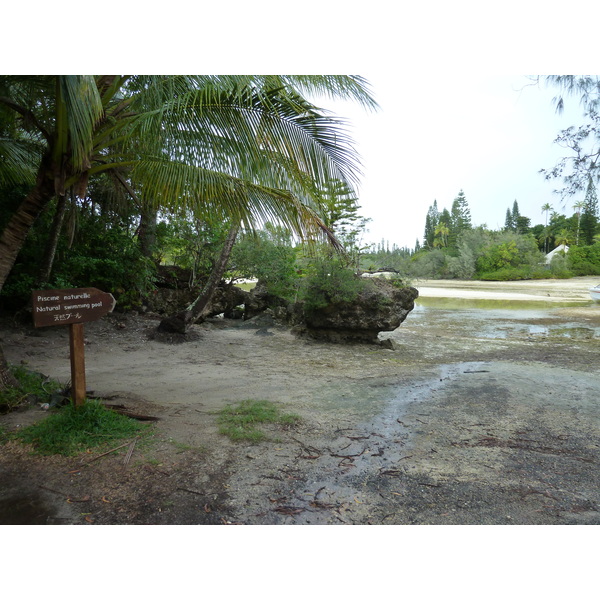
1,277,599,525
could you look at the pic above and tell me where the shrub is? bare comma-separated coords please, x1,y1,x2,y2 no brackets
298,258,368,311
567,245,600,276
478,267,533,281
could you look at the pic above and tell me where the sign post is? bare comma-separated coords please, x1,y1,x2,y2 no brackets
31,288,116,407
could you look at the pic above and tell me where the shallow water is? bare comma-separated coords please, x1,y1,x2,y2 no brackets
416,297,590,310
409,300,600,340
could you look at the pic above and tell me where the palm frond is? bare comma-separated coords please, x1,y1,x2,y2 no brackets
0,136,40,187
130,84,362,192
58,76,104,170
131,157,339,246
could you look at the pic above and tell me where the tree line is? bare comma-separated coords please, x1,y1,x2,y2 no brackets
359,187,600,280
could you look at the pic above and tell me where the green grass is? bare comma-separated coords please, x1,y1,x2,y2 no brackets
217,399,300,442
0,365,63,413
14,400,150,456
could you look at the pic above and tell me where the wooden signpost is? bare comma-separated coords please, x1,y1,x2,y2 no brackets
31,288,116,407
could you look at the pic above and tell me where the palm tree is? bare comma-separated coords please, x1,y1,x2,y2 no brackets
573,200,586,245
554,229,572,249
541,202,552,253
0,75,378,384
433,222,450,248
541,203,552,226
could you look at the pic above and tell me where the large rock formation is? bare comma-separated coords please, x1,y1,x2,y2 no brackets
147,267,418,346
245,277,418,345
293,277,418,344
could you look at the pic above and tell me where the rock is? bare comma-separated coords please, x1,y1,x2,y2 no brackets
298,278,418,344
205,283,249,319
244,281,288,321
379,338,397,350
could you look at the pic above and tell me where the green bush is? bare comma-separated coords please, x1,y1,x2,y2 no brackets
567,245,600,276
0,202,157,310
478,267,534,281
229,233,299,300
299,258,368,311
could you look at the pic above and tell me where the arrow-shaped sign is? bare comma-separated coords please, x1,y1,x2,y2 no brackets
31,287,116,328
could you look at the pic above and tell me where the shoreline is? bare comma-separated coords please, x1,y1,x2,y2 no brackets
415,275,599,302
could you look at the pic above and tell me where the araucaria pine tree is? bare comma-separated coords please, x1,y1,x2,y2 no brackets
580,176,599,245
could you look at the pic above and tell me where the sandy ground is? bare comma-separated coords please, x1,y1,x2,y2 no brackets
1,276,599,525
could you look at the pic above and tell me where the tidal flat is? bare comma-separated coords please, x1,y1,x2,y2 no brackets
1,276,599,525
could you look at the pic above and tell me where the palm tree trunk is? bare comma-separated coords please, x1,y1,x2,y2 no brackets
0,162,55,389
138,204,158,260
0,165,55,291
37,193,68,287
156,223,240,335
188,223,240,324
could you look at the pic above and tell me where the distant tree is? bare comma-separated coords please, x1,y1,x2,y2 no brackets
572,200,586,244
580,176,599,245
515,215,531,235
511,200,521,230
542,202,553,226
449,189,472,248
555,229,573,248
541,202,553,252
433,222,450,248
423,199,439,248
504,208,514,231
439,208,452,227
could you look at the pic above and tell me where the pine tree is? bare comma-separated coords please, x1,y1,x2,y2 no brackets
423,199,440,248
504,208,514,231
512,200,521,223
449,189,472,248
580,176,599,245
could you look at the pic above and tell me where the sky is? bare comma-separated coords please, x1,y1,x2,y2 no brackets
320,73,588,249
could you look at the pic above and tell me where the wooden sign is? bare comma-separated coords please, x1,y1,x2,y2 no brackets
31,288,116,407
31,287,116,328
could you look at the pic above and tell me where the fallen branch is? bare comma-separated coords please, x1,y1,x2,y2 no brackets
103,404,160,421
274,506,305,516
81,440,132,465
330,448,366,459
177,487,205,496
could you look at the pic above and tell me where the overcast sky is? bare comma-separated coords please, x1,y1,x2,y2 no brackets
321,73,588,249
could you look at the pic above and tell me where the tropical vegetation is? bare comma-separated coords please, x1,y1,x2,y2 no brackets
0,74,378,389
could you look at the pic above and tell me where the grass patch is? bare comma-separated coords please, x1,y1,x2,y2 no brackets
14,400,150,456
217,399,300,442
0,365,63,414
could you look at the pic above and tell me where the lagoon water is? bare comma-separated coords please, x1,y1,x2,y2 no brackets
408,296,599,341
